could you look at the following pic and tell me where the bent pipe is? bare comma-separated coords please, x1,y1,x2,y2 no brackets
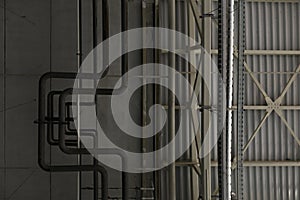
38,77,108,200
47,91,97,146
38,0,128,198
48,92,101,200
40,71,128,146
58,88,129,200
48,92,102,200
38,74,129,200
46,89,128,200
50,92,98,133
42,0,129,144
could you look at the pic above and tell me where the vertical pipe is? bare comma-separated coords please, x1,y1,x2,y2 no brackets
102,0,109,41
101,0,109,78
202,0,212,199
121,0,129,199
38,74,109,200
227,0,235,199
2,1,6,199
76,0,82,200
217,0,229,199
92,1,99,200
168,0,176,199
154,2,161,199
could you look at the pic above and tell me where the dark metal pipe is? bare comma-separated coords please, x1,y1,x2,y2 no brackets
38,76,109,200
217,0,229,199
50,92,101,200
47,91,97,146
168,0,176,198
38,73,129,200
58,88,129,200
38,0,129,198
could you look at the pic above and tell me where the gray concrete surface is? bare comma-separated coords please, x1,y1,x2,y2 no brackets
0,0,144,199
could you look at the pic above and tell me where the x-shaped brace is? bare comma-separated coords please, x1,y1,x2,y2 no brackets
235,48,300,153
231,49,300,170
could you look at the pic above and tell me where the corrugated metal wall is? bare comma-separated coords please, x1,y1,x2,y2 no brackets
242,2,300,199
211,1,300,199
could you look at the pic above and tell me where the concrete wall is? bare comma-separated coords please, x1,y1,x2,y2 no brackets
1,0,51,199
0,0,143,199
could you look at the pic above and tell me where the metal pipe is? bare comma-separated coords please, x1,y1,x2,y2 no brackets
47,91,97,146
38,75,108,200
217,0,229,199
76,1,82,198
37,73,129,200
91,12,106,199
227,0,235,199
58,88,129,200
40,76,127,200
48,93,104,200
168,0,176,198
48,0,128,197
92,1,101,196
154,1,161,199
39,72,127,94
47,91,83,146
100,0,110,78
38,0,128,199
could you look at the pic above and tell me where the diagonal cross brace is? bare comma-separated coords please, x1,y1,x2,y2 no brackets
242,64,300,154
232,63,300,170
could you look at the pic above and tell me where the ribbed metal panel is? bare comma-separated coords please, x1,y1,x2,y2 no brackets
211,1,300,199
209,1,300,199
242,2,300,200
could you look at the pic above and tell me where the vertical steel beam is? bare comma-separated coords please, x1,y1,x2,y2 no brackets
236,0,245,199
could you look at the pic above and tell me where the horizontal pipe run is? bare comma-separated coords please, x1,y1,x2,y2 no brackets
40,72,127,95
